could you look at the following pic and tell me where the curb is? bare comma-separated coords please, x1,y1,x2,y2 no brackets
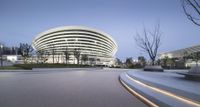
119,76,159,107
119,72,200,107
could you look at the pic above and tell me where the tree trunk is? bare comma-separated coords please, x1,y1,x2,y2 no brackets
65,56,67,64
77,59,79,65
196,60,198,67
152,59,155,66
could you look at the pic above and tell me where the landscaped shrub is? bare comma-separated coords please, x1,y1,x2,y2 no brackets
13,64,92,70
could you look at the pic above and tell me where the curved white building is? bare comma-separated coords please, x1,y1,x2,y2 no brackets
32,26,118,66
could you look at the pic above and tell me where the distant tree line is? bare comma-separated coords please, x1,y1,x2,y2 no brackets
0,42,91,65
111,56,146,69
159,51,200,69
114,50,200,69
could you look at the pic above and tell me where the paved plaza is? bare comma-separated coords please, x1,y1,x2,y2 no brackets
0,68,146,107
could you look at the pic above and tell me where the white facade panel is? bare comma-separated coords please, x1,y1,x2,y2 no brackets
32,26,118,66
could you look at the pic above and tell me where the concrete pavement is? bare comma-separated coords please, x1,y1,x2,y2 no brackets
120,70,200,107
0,68,146,107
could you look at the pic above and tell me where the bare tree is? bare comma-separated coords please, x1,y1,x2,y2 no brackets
63,47,71,64
135,24,162,65
18,43,33,64
182,0,200,26
73,48,81,64
81,54,88,65
36,49,49,63
36,49,44,63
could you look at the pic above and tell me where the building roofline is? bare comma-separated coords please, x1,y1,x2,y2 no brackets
32,26,118,49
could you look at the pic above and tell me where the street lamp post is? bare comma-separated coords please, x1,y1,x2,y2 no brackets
0,45,3,67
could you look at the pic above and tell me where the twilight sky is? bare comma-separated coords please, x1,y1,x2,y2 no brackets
0,0,200,60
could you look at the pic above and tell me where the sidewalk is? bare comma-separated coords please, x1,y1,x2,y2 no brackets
120,70,200,107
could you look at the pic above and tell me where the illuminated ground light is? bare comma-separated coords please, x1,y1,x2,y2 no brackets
120,79,159,107
125,74,200,107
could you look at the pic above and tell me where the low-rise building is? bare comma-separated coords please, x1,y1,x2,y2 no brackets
159,45,200,67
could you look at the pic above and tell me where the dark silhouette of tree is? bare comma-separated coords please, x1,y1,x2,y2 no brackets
138,56,146,67
125,57,133,68
81,54,88,65
89,58,95,65
73,48,81,64
115,58,123,66
189,52,200,66
18,43,33,64
161,56,169,67
182,0,200,26
135,24,162,65
36,50,44,63
56,53,60,63
156,59,161,65
182,51,190,67
63,47,70,64
96,58,100,64
170,58,177,68
36,49,49,63
0,43,4,67
51,43,55,64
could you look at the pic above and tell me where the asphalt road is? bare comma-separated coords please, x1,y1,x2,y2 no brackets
0,68,146,107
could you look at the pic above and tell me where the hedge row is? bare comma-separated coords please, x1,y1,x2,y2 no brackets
13,64,92,70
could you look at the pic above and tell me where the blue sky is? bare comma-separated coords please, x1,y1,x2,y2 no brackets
0,0,200,60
